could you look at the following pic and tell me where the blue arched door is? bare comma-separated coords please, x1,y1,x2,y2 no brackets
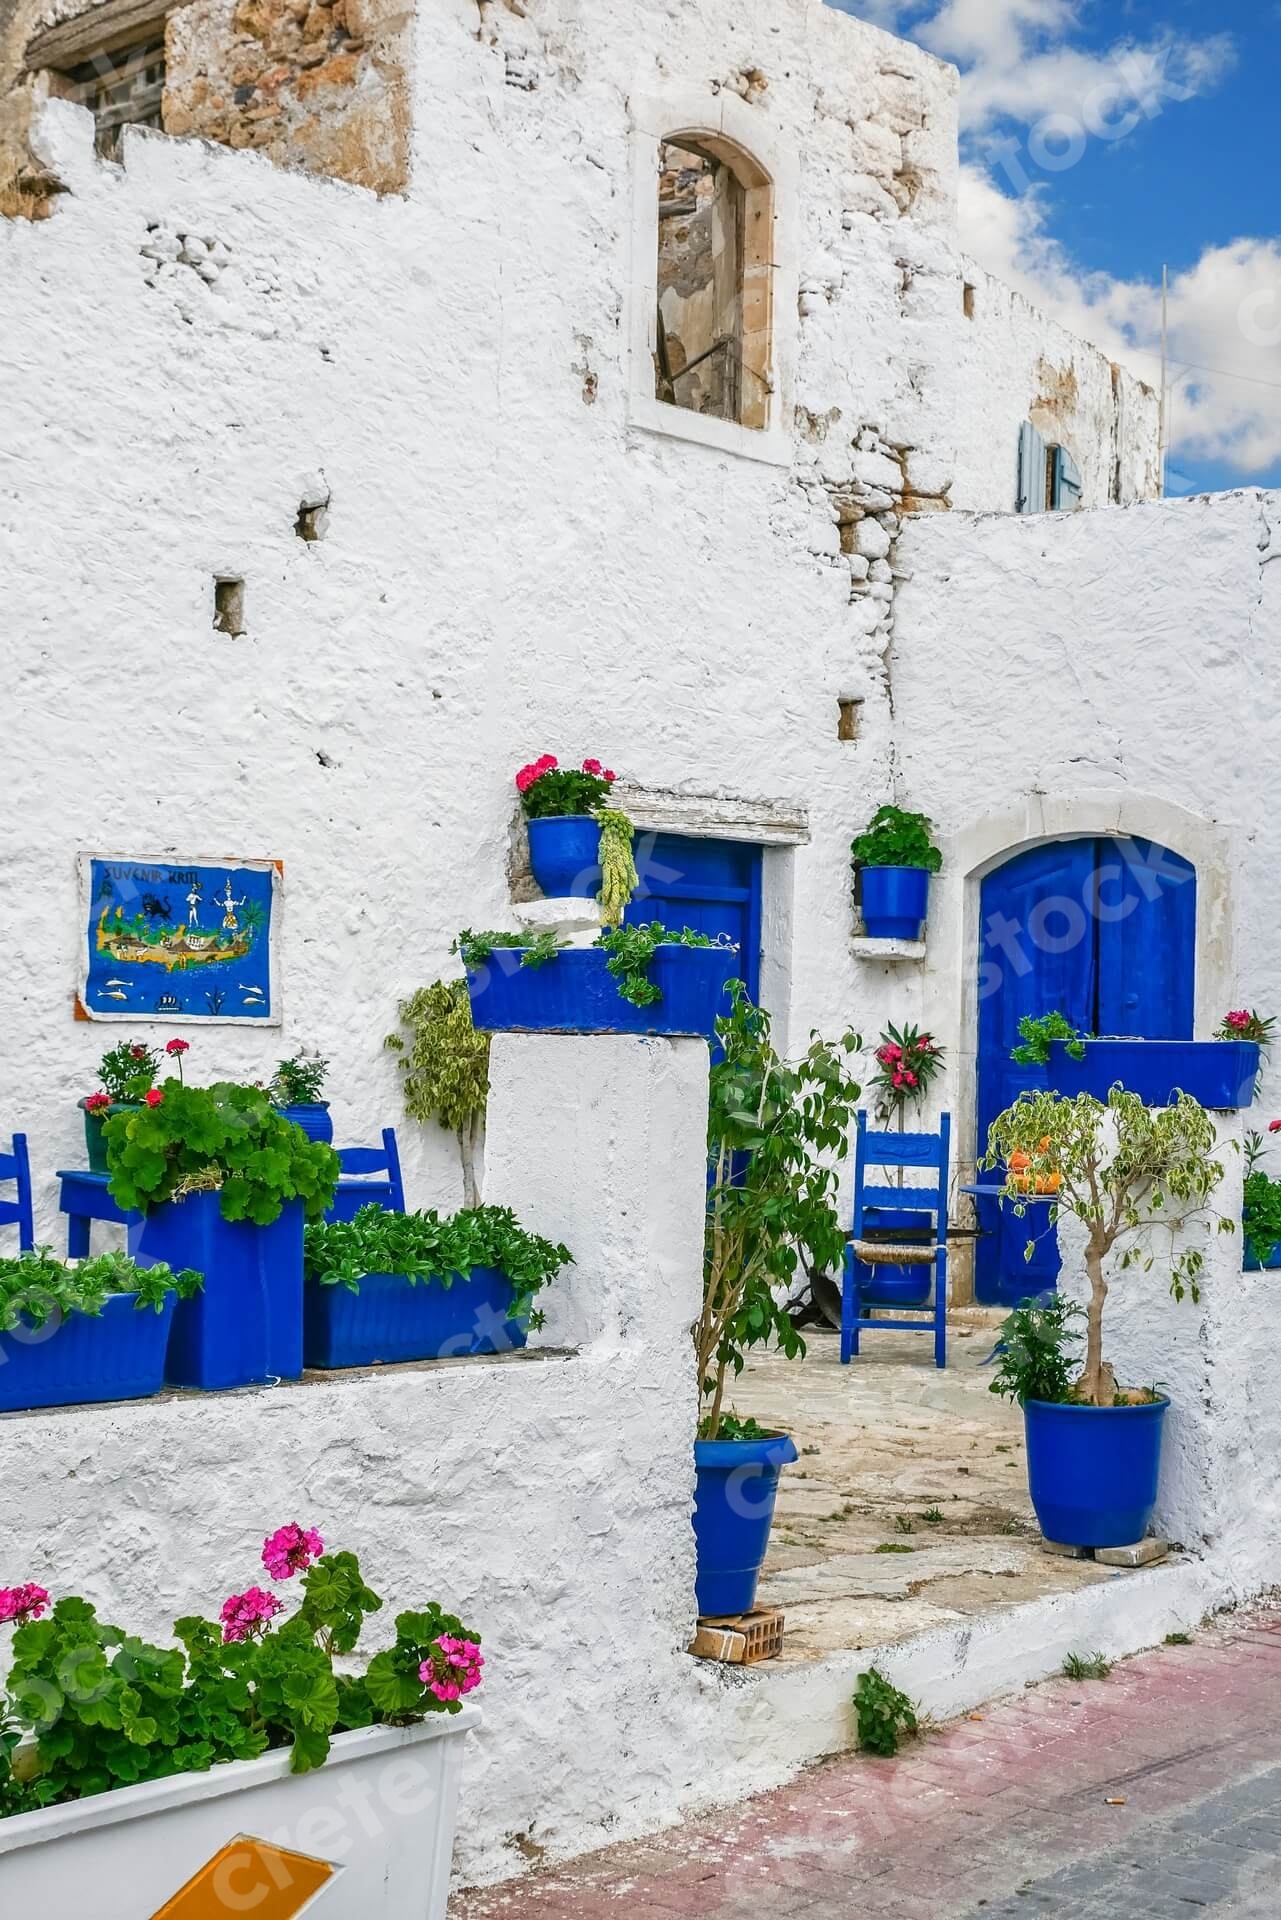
974,837,1196,1304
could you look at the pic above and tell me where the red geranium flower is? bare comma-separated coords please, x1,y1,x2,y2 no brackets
84,1092,111,1114
144,1089,164,1108
165,1038,190,1056
603,770,616,782
1270,1120,1281,1134
130,1045,148,1060
582,758,603,775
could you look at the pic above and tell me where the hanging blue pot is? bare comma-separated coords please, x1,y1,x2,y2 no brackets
1048,1040,1259,1111
1023,1396,1168,1548
527,816,602,899
693,1432,798,1616
129,1192,304,1390
0,1293,176,1413
304,1267,528,1368
860,866,931,941
468,944,737,1038
274,1103,334,1145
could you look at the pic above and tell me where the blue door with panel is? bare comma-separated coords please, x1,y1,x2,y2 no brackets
974,837,1196,1305
626,833,762,1010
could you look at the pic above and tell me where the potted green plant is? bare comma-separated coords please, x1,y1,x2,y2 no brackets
303,1202,572,1367
0,1249,202,1413
104,1081,340,1391
269,1050,332,1143
0,1528,481,1917
850,805,942,941
79,1039,185,1173
984,1087,1232,1548
516,754,637,910
1242,1123,1281,1270
855,1023,948,1308
386,980,490,1207
460,923,737,1039
695,986,862,1615
1014,1008,1265,1112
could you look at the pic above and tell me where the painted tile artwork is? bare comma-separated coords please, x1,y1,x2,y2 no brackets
80,856,280,1022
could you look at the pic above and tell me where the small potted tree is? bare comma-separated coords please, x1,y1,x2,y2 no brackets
269,1050,333,1143
695,987,862,1616
386,980,490,1207
850,805,942,941
516,753,633,901
0,1249,202,1413
104,1082,340,1390
984,1087,1232,1548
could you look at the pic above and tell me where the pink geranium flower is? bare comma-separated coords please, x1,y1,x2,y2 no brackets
0,1584,50,1625
420,1635,485,1703
262,1522,325,1581
220,1587,284,1643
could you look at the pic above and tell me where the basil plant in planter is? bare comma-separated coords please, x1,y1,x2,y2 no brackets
104,1081,340,1393
694,986,862,1617
850,805,942,942
0,1249,202,1414
983,1087,1232,1549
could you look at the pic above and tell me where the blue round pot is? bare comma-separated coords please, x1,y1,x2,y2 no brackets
851,1207,933,1307
527,815,602,900
1024,1396,1169,1548
693,1432,798,1616
860,865,930,941
80,1099,139,1174
275,1102,333,1144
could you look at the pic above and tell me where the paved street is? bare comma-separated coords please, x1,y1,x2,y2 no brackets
452,1610,1281,1918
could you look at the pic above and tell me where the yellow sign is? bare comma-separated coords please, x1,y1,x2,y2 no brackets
152,1836,336,1917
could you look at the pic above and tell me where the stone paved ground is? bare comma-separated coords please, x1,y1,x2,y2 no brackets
452,1609,1281,1918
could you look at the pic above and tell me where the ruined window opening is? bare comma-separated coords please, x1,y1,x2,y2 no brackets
1017,422,1084,515
963,282,976,320
654,134,774,432
26,4,172,161
213,578,246,637
837,698,863,743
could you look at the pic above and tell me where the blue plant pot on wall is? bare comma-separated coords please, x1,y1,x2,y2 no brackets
860,866,931,941
467,944,737,1038
274,1103,334,1145
129,1192,304,1390
0,1293,176,1414
1023,1397,1169,1548
1244,1242,1281,1273
1048,1040,1260,1111
304,1267,528,1369
693,1432,799,1616
527,816,602,899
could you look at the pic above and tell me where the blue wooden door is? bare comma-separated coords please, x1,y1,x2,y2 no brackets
626,833,762,1010
974,837,1195,1304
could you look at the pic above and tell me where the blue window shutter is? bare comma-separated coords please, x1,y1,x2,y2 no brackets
1051,445,1083,511
1016,421,1047,514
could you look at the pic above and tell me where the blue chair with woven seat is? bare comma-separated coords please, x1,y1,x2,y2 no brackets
841,1111,950,1370
0,1134,35,1252
326,1128,406,1223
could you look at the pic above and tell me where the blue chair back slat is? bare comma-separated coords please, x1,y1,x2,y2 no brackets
0,1134,35,1252
337,1148,388,1176
329,1129,405,1222
859,1128,945,1167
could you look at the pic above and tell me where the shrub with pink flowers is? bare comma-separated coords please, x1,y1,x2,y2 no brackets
0,1527,482,1819
869,1021,946,1124
515,753,618,820
1215,1008,1276,1051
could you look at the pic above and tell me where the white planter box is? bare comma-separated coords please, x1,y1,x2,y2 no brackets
0,1712,479,1918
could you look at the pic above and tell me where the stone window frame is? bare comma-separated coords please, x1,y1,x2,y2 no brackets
627,87,799,469
25,0,174,159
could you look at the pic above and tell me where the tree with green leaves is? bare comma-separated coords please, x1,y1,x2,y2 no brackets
982,1088,1232,1407
699,985,862,1439
386,980,490,1207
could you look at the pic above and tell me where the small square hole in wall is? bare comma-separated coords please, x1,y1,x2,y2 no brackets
837,697,863,743
963,282,977,320
295,498,329,542
213,577,246,636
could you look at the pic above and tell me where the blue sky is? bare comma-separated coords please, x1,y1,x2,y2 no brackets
827,1,1281,495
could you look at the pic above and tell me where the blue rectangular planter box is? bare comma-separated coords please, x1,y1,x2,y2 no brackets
1048,1039,1260,1111
467,944,737,1037
129,1192,304,1390
0,1292,176,1413
303,1267,528,1368
1245,1242,1281,1272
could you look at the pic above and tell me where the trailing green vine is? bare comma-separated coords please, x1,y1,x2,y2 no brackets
597,922,723,1007
595,809,638,929
386,980,490,1207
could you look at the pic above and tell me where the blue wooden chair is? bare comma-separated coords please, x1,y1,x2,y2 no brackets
326,1128,406,1223
0,1134,35,1252
842,1112,951,1370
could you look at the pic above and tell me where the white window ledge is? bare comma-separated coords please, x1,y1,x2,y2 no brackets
628,392,794,469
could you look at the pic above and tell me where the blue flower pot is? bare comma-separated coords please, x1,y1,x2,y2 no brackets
129,1191,304,1390
467,944,737,1038
80,1100,139,1174
1023,1396,1169,1548
850,1207,934,1308
0,1292,176,1413
693,1432,798,1616
1048,1040,1260,1111
304,1267,528,1368
860,866,931,941
1244,1241,1281,1272
274,1103,334,1145
527,816,602,899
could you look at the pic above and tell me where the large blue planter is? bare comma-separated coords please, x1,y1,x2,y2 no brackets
0,1292,176,1413
860,866,931,941
1024,1396,1169,1548
304,1267,528,1368
274,1103,334,1145
527,816,602,899
850,1207,933,1307
1048,1039,1260,1111
693,1432,798,1616
468,944,737,1038
129,1191,304,1390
